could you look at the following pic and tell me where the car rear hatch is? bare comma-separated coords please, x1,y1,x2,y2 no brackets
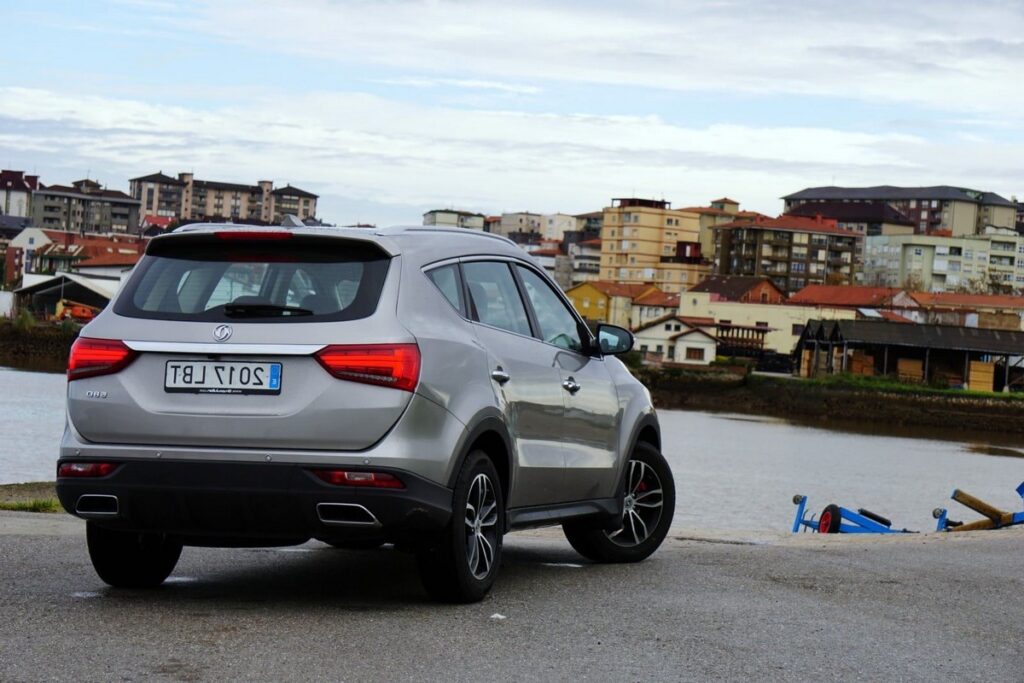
67,229,416,451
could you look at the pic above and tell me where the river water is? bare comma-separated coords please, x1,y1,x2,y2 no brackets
1,365,1022,534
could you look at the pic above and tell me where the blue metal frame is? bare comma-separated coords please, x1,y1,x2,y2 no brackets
791,495,913,534
933,481,1024,532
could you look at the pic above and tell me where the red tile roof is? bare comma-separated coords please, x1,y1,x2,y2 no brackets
528,248,561,256
711,197,740,204
584,281,657,298
633,313,716,333
714,214,859,236
579,238,602,246
679,206,733,216
633,290,680,307
787,285,903,307
909,292,1024,310
76,253,142,268
877,310,914,323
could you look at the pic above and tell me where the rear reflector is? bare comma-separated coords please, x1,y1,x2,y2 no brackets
67,338,138,381
215,231,292,241
312,470,405,489
314,344,420,392
58,462,118,478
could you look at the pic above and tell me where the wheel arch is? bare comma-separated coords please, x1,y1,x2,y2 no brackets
446,412,513,503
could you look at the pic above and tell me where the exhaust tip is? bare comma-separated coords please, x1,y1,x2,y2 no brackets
316,503,380,527
76,494,119,517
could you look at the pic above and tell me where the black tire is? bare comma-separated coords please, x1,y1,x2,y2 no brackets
86,522,183,588
416,450,504,603
563,441,675,563
819,504,842,533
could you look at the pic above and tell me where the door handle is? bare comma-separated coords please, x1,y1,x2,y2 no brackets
562,378,581,394
491,367,511,384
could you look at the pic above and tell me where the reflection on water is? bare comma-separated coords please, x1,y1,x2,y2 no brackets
661,409,1024,534
965,444,1024,459
0,366,66,484
1,365,1022,535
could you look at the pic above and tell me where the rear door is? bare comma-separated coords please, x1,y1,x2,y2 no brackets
461,260,567,508
68,232,412,451
513,264,621,502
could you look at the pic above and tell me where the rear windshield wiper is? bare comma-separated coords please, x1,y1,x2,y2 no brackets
223,304,313,318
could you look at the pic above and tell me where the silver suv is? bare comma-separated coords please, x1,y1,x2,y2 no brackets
57,225,674,602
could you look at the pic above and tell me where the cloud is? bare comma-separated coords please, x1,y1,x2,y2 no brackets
7,84,1015,226
183,0,1024,119
369,77,541,95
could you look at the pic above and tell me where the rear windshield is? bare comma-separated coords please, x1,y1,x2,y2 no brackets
115,236,390,323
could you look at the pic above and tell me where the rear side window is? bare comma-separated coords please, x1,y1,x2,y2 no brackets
463,261,531,336
115,236,390,322
426,264,465,315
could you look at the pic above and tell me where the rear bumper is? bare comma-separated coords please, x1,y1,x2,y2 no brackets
56,458,453,546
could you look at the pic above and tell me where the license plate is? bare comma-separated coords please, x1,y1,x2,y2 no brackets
164,361,282,395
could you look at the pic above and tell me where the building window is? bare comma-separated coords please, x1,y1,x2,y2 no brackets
664,323,672,331
913,248,923,256
685,347,704,361
656,345,663,353
792,324,805,335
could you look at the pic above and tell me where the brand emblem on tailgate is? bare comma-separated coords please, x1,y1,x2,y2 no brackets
213,324,233,342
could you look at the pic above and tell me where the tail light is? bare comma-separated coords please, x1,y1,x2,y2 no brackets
68,338,138,381
315,344,420,392
313,470,405,489
58,462,118,477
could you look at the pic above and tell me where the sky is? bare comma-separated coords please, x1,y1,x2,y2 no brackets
1,0,1023,226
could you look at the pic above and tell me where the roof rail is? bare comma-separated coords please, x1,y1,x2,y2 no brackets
374,225,517,246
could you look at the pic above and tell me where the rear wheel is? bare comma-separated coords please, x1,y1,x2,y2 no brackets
86,522,182,588
416,450,503,603
818,504,842,533
564,441,675,563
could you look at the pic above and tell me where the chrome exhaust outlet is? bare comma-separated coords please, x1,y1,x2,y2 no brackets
76,494,119,517
316,503,380,527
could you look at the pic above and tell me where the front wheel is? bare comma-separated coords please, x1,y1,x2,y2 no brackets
564,442,675,563
416,450,504,603
86,522,183,588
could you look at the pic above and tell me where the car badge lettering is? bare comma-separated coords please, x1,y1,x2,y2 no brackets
213,324,233,342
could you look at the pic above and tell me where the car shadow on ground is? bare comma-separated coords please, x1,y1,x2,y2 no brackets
84,538,609,609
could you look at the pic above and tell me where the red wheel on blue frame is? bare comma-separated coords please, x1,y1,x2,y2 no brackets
819,504,842,533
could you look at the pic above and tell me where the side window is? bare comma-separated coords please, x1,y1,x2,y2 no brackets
515,265,583,353
463,261,532,336
426,264,464,314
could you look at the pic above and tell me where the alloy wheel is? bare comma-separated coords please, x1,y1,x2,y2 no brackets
465,473,499,579
607,459,665,547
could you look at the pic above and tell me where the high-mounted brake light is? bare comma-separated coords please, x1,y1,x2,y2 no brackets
312,470,405,489
215,231,293,241
58,462,118,478
314,344,420,392
67,338,138,381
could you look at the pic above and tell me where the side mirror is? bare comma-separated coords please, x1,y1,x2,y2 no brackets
596,324,634,355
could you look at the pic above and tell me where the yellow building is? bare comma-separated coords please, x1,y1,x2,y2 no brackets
600,198,710,293
678,291,857,354
565,281,658,327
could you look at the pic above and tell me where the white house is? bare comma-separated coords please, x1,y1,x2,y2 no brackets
633,314,718,365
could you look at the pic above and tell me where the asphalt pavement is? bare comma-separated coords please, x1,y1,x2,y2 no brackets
1,511,1022,682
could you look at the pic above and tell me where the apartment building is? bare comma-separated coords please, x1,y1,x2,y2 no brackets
783,185,1016,236
491,212,541,237
130,172,318,226
713,214,860,295
678,197,744,256
1,170,40,217
422,208,485,230
863,228,1024,293
31,179,140,234
600,198,709,294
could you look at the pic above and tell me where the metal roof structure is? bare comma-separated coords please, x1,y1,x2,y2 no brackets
802,319,1024,356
